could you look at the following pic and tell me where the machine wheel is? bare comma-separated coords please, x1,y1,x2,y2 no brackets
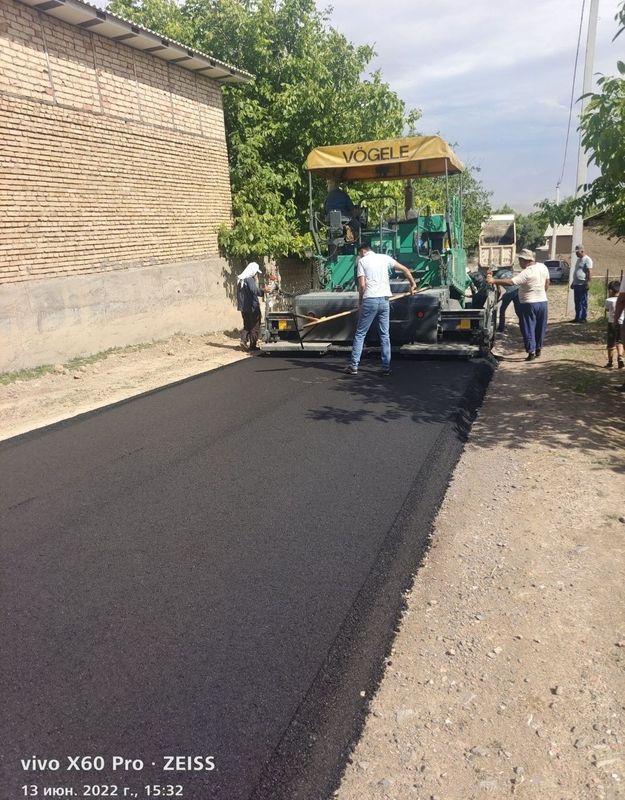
479,323,496,356
478,301,497,355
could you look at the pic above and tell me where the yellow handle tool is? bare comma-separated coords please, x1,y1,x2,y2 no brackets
301,288,429,329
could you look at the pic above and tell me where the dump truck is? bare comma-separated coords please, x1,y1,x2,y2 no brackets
262,135,497,357
478,214,516,268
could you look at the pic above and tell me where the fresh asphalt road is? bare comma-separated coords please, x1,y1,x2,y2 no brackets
1,354,490,800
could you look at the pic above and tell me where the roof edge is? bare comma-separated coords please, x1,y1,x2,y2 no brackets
18,0,253,84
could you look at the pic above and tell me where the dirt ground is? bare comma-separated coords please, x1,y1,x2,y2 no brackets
0,330,249,441
2,286,624,800
336,287,625,800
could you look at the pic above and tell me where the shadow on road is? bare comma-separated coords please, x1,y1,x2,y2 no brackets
262,355,494,441
482,317,624,474
257,305,625,475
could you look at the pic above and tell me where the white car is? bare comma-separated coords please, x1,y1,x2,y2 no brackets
544,259,569,283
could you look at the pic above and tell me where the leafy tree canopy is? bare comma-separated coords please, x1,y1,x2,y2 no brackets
415,168,491,253
492,203,515,215
577,2,625,239
516,213,547,251
109,0,420,257
535,196,577,227
108,0,492,258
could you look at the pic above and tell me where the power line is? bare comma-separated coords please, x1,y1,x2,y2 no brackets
557,0,587,191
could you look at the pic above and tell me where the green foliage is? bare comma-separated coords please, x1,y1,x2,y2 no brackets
577,2,625,240
109,0,420,258
578,70,625,239
536,196,577,226
516,212,547,250
109,0,193,43
407,168,491,252
492,203,515,215
615,0,625,39
589,276,607,312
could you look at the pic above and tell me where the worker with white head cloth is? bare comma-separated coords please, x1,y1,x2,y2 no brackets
236,261,266,350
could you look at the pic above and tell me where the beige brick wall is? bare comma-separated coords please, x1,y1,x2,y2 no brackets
583,226,625,279
0,0,233,286
544,229,625,278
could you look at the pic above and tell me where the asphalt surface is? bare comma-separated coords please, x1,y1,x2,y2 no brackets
1,354,492,800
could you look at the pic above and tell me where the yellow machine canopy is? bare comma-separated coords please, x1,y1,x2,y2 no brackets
306,135,464,182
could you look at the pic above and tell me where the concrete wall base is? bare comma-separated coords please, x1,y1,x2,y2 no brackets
1,258,241,372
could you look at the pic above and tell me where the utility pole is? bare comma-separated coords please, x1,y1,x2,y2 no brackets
550,183,560,260
568,0,599,315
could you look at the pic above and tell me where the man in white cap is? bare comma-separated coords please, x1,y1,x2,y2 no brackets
570,244,593,323
487,249,549,361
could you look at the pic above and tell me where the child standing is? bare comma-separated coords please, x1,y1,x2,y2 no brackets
605,280,625,369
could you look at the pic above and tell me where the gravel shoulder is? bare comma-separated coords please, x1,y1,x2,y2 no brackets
1,287,623,800
337,286,625,800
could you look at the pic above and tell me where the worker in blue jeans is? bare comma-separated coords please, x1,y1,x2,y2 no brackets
346,244,417,375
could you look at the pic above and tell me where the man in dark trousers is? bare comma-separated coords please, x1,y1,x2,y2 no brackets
236,262,266,350
487,249,549,361
570,244,593,323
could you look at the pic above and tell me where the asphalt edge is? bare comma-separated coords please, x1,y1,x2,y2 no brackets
0,357,252,450
249,356,496,800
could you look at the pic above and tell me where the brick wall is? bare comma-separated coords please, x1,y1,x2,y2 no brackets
543,230,625,277
582,225,625,279
0,0,233,285
0,0,245,370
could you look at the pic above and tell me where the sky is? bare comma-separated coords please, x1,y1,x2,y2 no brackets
316,0,623,212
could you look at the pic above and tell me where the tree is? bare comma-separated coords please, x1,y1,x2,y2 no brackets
109,0,420,258
516,212,548,251
577,2,625,239
536,197,576,227
492,204,515,215
410,168,491,253
107,0,492,258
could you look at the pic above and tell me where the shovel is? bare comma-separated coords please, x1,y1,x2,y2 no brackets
301,287,430,329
